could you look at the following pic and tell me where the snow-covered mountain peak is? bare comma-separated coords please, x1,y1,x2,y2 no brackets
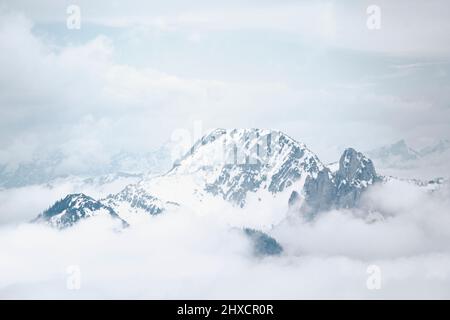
337,148,377,188
33,193,126,229
299,148,379,216
164,128,324,207
172,128,321,174
65,193,92,208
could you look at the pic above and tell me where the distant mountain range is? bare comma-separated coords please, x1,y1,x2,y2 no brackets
0,144,175,189
367,139,450,168
366,139,450,180
367,140,421,163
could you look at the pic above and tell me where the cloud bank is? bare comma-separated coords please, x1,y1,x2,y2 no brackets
1,179,450,299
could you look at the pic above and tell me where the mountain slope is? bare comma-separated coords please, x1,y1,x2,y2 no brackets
102,184,180,222
168,128,324,207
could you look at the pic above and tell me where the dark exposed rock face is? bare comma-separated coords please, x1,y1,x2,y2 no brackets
243,228,283,256
334,148,378,208
302,169,336,215
300,148,379,216
205,164,264,208
288,190,301,208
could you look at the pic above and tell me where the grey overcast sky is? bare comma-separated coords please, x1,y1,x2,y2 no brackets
0,0,449,165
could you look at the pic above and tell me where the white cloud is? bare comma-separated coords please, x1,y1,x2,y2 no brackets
5,0,450,55
1,178,450,298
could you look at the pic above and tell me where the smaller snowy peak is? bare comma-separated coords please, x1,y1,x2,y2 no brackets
104,184,179,216
336,148,377,189
33,193,126,229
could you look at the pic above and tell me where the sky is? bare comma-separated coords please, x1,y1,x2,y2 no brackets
1,0,450,167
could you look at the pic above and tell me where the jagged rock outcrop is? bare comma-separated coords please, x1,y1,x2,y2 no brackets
300,148,379,216
243,228,283,256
